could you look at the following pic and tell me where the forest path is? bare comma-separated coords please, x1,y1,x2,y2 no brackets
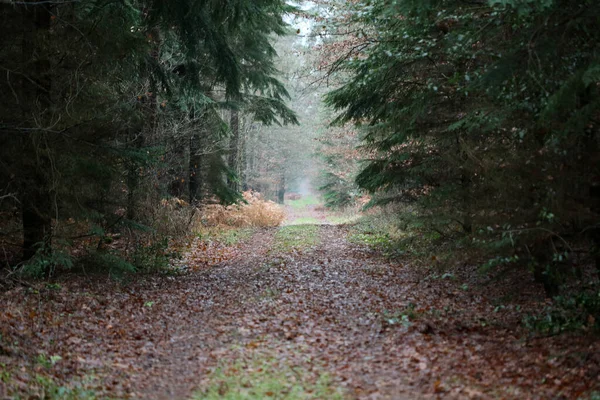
3,211,598,398
131,221,600,400
283,193,336,226
133,224,418,399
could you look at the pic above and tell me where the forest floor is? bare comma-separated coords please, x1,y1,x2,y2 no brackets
1,201,599,399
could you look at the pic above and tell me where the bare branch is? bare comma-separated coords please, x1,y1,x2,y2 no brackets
0,193,19,203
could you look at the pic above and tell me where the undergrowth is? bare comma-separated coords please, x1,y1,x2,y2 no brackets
0,363,103,400
326,213,360,225
524,287,600,335
350,206,600,336
15,192,280,280
201,191,285,228
347,210,411,259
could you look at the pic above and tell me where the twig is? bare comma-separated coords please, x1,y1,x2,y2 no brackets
0,193,19,203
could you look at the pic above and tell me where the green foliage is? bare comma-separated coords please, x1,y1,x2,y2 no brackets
1,362,102,399
325,0,600,298
288,217,321,225
318,174,353,209
28,374,100,400
325,213,360,225
0,0,296,270
349,232,396,255
80,252,136,278
580,392,600,400
524,287,600,334
20,245,73,279
347,212,408,258
378,304,419,328
131,236,172,273
315,121,363,210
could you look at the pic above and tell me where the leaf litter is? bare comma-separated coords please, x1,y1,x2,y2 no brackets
0,225,599,399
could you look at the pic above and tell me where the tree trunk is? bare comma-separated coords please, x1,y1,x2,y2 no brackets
240,123,248,191
20,1,53,262
456,133,472,234
591,180,600,278
277,173,285,204
227,109,240,191
22,169,52,261
127,26,159,219
189,120,202,204
531,239,560,298
126,131,143,220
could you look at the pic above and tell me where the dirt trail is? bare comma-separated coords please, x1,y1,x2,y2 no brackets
2,219,599,399
106,222,600,399
131,224,418,399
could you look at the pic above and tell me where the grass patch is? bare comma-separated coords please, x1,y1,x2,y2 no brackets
273,225,319,252
194,355,344,400
325,213,359,225
287,217,321,225
28,375,102,400
258,286,281,301
347,210,432,259
285,195,321,210
348,216,405,258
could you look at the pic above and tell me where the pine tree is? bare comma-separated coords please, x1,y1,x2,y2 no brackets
0,0,297,268
325,0,600,295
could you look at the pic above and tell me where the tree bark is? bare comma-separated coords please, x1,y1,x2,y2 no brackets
189,109,203,204
227,109,240,192
126,131,143,221
189,132,202,204
240,123,248,191
22,170,52,261
590,176,600,279
456,132,472,234
277,173,285,204
20,1,53,262
127,26,159,220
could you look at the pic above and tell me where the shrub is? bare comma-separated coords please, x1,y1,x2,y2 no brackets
19,243,73,278
154,197,197,237
131,236,171,273
524,287,600,335
200,191,285,228
79,251,136,277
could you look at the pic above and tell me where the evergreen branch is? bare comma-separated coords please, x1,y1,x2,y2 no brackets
1,0,81,3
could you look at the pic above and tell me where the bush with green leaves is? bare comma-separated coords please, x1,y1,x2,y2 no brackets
19,245,73,279
524,287,600,335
